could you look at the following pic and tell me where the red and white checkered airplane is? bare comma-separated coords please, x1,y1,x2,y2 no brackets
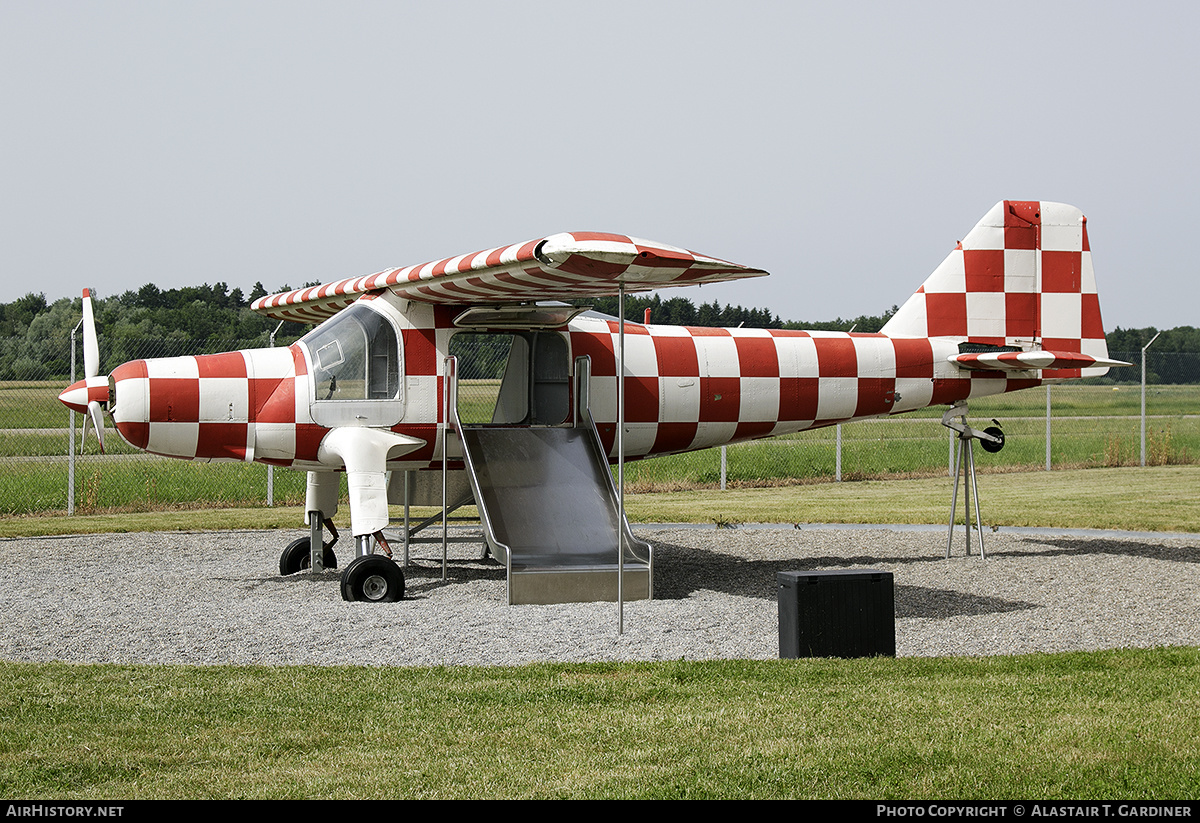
59,200,1127,598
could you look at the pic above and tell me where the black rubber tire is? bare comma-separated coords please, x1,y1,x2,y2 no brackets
340,555,405,602
279,537,337,575
980,426,1006,454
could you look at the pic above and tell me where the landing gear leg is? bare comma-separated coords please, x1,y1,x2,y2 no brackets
279,535,338,575
310,511,325,571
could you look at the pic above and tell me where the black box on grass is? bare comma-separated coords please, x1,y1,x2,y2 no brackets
777,570,896,659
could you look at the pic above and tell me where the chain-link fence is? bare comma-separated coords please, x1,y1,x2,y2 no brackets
624,354,1199,492
1,335,1196,516
0,335,312,516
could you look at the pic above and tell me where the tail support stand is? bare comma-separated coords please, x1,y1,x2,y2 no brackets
941,403,1005,560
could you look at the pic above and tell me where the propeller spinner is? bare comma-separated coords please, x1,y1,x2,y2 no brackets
58,289,108,452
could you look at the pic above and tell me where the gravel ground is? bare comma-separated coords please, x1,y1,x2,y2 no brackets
1,525,1197,667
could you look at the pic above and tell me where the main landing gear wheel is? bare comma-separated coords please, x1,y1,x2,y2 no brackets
279,537,337,575
980,426,1006,454
340,555,405,602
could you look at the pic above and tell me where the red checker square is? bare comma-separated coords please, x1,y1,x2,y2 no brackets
734,336,779,378
294,423,327,462
733,420,775,442
963,249,1006,292
1081,294,1105,339
923,293,969,337
855,377,896,418
404,328,438,376
149,378,199,423
116,420,149,450
814,337,857,377
931,377,971,406
1043,367,1081,380
1042,251,1082,293
1042,336,1083,354
778,376,819,422
653,336,699,377
1004,201,1040,250
624,377,659,423
289,345,308,376
700,376,741,422
892,338,934,378
196,422,248,460
571,331,615,376
254,377,295,424
651,422,698,455
604,320,649,335
432,307,460,329
196,351,246,379
1004,292,1039,339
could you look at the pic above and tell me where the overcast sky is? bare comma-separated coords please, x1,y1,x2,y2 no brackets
3,1,1196,330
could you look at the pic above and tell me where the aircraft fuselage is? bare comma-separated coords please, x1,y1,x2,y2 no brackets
94,293,1033,474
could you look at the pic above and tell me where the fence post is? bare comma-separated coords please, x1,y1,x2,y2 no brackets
1045,384,1052,471
67,321,80,515
836,423,843,481
720,445,727,490
1141,332,1161,467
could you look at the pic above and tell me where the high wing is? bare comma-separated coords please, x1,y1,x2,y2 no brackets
250,232,769,323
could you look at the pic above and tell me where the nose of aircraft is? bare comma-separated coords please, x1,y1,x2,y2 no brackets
58,376,109,415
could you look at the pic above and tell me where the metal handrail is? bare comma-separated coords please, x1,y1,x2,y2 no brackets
444,354,515,599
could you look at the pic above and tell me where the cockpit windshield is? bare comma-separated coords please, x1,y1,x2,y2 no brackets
300,304,400,402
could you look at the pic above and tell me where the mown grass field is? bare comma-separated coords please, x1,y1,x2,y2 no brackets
4,465,1198,538
3,649,1198,799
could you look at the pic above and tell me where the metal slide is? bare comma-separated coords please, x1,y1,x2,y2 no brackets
446,352,652,606
458,423,653,605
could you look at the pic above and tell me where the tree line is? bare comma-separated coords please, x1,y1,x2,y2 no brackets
0,284,1194,382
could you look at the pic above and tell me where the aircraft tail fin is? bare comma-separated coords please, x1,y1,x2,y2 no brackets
881,201,1121,378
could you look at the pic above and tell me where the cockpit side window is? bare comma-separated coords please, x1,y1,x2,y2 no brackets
301,304,400,403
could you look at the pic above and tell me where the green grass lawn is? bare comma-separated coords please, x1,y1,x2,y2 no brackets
2,650,1198,799
5,465,1197,538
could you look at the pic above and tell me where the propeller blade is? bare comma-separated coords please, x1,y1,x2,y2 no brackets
82,288,99,380
87,400,106,453
80,402,92,447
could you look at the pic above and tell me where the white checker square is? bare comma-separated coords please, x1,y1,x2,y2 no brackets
816,376,858,421
965,292,1008,339
695,335,740,378
1041,293,1083,340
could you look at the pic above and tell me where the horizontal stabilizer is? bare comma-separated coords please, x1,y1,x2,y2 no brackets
950,350,1131,371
